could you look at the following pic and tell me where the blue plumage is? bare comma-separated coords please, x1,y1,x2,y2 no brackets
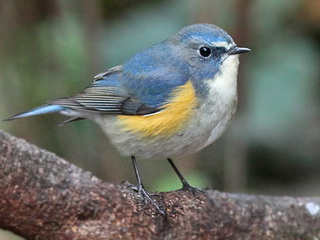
5,23,249,122
4,105,64,121
176,24,233,45
122,42,189,108
4,23,251,215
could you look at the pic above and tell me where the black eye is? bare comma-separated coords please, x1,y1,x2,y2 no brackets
199,46,212,58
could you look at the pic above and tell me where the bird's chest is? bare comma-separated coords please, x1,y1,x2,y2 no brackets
182,56,239,151
179,79,238,153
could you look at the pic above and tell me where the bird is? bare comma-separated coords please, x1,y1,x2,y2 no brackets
5,23,250,215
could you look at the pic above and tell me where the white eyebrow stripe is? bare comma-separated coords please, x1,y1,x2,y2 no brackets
211,42,234,49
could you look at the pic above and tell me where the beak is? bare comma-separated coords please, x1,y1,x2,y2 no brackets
228,46,251,55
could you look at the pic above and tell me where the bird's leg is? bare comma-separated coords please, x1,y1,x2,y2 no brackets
167,158,215,206
131,156,165,215
167,158,195,191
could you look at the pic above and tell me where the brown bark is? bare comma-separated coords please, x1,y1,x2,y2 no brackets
0,130,320,240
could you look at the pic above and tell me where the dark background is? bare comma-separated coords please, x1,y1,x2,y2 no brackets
1,0,320,238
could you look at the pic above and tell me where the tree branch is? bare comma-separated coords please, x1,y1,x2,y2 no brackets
0,130,320,240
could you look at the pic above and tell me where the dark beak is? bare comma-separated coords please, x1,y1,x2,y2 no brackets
228,46,251,55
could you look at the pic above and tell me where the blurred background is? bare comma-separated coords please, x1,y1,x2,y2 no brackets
0,0,320,238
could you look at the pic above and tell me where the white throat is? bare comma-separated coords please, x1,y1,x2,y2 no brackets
211,55,239,102
200,55,240,149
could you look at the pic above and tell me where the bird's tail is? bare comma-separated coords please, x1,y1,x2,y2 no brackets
3,105,65,121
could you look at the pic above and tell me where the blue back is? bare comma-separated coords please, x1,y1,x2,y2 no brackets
121,41,189,108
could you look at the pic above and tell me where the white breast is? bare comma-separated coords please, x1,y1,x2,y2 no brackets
199,55,240,149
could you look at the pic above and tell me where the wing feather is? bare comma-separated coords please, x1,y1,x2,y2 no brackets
51,65,159,115
51,42,190,117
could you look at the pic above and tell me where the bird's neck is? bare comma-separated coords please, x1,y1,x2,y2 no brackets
206,55,239,103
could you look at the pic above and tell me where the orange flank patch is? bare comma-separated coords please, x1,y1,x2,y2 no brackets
117,81,198,138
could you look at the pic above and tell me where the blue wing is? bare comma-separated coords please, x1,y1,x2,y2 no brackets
51,66,128,114
5,41,190,122
121,42,190,108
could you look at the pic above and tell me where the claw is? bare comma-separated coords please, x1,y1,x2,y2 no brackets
131,156,166,215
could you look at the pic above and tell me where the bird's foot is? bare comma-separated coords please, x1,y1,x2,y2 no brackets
130,156,166,215
179,181,205,198
167,158,204,195
128,183,166,215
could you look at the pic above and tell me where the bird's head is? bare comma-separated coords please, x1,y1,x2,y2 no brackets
168,24,250,82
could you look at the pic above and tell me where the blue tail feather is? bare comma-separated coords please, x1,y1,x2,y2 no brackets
4,105,65,121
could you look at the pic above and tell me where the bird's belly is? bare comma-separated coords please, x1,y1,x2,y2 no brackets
97,96,236,159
